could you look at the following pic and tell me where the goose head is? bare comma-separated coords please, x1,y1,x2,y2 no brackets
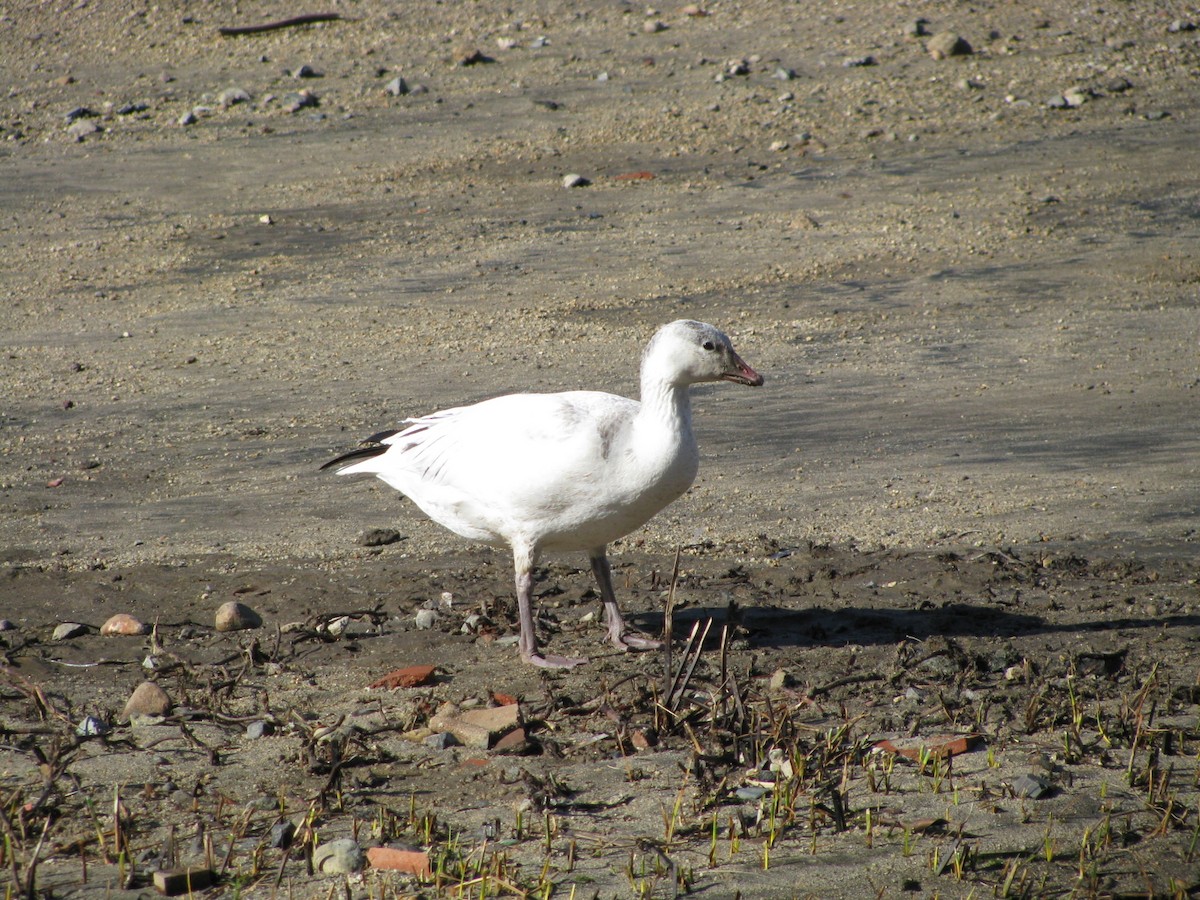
643,320,765,388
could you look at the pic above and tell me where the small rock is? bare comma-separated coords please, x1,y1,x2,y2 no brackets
368,664,437,689
768,139,789,152
53,622,89,641
101,613,149,636
64,106,94,123
259,213,273,225
842,55,876,67
1167,19,1196,33
454,48,492,66
216,87,251,108
1012,773,1052,799
152,868,215,896
906,18,930,37
282,90,318,113
643,19,666,33
245,720,273,739
268,821,296,849
116,102,148,115
124,681,172,719
1105,76,1133,94
495,36,519,50
384,76,409,97
357,527,403,546
772,67,796,81
561,173,590,188
768,668,793,691
736,785,768,801
725,58,749,76
67,119,100,141
414,608,437,630
0,620,14,631
1062,87,1091,107
313,838,363,874
215,601,262,632
76,715,111,737
423,731,458,750
927,32,972,59
429,702,521,750
291,64,320,78
177,111,197,126
1046,94,1071,110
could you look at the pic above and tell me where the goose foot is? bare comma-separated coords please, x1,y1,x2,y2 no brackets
611,631,662,652
523,651,588,669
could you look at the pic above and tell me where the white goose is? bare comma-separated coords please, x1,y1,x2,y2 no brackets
322,320,763,668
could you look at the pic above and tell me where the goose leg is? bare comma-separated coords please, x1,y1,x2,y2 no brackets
590,550,662,652
515,547,586,669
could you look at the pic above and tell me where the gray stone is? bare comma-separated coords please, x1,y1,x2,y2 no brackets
842,55,876,68
217,87,251,108
561,173,589,188
66,119,100,141
1012,773,1052,799
927,32,972,59
76,715,111,737
313,838,363,874
423,731,458,750
269,821,296,849
53,622,89,640
282,91,319,114
414,608,437,630
357,527,403,546
384,76,409,97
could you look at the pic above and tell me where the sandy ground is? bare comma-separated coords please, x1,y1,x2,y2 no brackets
2,1,1199,897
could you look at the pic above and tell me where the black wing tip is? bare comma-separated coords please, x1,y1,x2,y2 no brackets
320,443,389,471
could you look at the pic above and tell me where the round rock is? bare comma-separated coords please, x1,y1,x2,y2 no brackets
123,681,172,719
101,613,149,636
313,838,363,874
215,601,262,632
927,32,972,59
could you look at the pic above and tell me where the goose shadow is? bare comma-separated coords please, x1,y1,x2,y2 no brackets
638,603,1200,649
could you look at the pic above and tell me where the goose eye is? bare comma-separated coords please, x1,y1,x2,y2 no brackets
702,340,716,351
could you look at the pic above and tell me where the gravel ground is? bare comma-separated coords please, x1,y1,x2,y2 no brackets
2,1,1199,897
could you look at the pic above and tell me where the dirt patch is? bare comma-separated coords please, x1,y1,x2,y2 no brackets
2,0,1199,896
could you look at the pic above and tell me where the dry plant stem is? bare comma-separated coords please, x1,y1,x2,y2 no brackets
217,13,342,36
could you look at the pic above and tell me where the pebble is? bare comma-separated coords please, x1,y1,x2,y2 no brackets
842,55,876,67
495,36,519,50
1062,87,1091,107
216,87,251,108
768,668,793,691
772,67,796,81
123,681,172,719
53,622,89,640
769,140,789,152
268,821,296,849
927,32,972,59
64,106,94,123
101,613,149,636
423,731,458,750
561,173,589,188
357,527,403,546
907,18,930,37
215,601,262,632
736,785,769,801
414,608,437,630
291,64,320,78
76,715,111,737
1012,773,1052,799
643,19,666,34
67,119,100,141
313,838,363,874
384,76,409,97
282,90,319,113
1167,19,1196,33
0,620,14,631
245,720,273,739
